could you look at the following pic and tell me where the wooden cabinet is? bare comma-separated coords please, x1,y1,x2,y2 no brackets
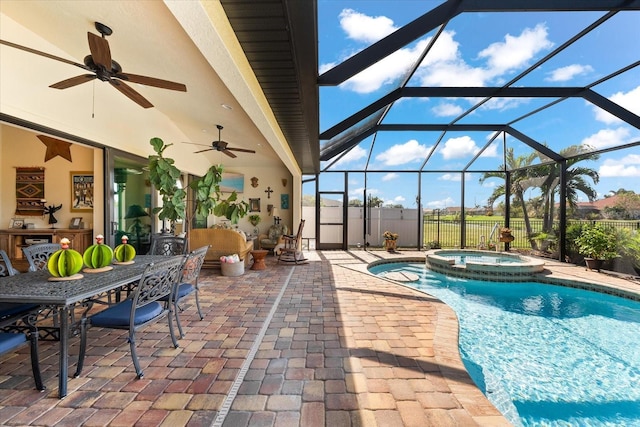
0,229,93,272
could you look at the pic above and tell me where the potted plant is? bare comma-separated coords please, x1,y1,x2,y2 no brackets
573,223,618,271
383,230,398,252
148,138,249,232
499,227,514,243
248,214,261,235
148,137,187,231
618,228,640,275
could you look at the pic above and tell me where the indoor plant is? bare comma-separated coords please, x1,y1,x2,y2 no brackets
573,223,618,271
248,214,261,235
148,137,187,230
148,138,249,231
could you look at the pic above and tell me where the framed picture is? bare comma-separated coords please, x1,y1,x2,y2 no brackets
219,172,244,193
69,217,83,229
281,194,289,209
249,198,261,212
10,218,24,229
70,172,94,212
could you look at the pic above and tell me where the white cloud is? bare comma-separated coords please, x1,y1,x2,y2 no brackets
334,145,367,165
481,97,531,111
341,38,428,93
479,142,499,158
599,154,640,177
478,24,554,76
439,173,462,181
393,195,406,203
545,64,593,82
375,139,432,166
432,102,463,117
438,173,474,181
439,135,480,159
593,85,640,124
339,9,397,43
319,61,338,75
425,197,455,209
334,21,554,96
382,172,399,181
581,127,631,150
350,187,378,197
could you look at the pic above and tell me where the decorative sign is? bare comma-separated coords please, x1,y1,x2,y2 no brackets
15,167,45,216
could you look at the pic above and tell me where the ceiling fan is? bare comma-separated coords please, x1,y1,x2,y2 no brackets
182,125,256,158
0,22,186,108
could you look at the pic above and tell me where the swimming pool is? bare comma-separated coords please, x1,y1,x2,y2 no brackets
369,262,640,427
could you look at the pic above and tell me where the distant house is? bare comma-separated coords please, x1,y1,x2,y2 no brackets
575,195,640,219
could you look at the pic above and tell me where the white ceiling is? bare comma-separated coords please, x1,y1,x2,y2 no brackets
0,0,298,174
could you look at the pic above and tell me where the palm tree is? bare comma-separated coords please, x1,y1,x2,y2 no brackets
534,145,599,232
480,147,538,248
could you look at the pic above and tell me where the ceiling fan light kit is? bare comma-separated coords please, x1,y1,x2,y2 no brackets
1,21,187,109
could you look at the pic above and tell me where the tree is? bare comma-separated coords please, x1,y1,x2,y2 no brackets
479,147,538,248
606,191,640,219
368,196,384,207
348,198,363,207
533,144,599,232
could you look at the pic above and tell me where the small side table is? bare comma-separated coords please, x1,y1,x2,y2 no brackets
250,249,269,270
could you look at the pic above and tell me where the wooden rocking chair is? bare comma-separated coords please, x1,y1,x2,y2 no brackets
278,220,307,264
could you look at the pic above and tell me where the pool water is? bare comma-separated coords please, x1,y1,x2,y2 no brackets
369,262,640,427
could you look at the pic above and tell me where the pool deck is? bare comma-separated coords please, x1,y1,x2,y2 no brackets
0,249,638,426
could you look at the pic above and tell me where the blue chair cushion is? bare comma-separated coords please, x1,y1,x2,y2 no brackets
0,332,27,354
0,303,39,320
159,283,195,301
91,300,164,328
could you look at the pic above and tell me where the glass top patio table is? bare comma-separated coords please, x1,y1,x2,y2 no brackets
0,255,170,398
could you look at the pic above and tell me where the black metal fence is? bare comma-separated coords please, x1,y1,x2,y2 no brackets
424,219,640,249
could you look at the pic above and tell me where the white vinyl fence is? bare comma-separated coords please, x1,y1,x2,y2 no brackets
302,206,420,249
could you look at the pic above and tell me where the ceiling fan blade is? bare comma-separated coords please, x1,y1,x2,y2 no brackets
87,32,112,69
194,148,214,154
117,73,187,92
49,74,97,89
0,39,90,70
227,147,256,154
181,141,212,147
109,79,153,108
222,150,237,158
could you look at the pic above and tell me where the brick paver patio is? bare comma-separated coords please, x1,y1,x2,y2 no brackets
1,250,638,426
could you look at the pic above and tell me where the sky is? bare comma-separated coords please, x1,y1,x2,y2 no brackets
311,1,640,210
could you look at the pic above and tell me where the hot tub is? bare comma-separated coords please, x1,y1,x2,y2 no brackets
425,249,545,281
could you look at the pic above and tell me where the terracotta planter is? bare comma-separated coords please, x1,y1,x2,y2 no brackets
384,240,397,252
499,233,514,243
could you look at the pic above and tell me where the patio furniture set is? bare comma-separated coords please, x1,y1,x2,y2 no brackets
0,236,210,398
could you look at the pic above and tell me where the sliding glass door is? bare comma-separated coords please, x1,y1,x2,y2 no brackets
105,149,152,253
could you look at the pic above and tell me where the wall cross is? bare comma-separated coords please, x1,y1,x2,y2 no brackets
265,186,273,198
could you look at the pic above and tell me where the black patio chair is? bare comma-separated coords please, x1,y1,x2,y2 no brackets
160,245,209,338
74,255,186,379
22,243,61,272
0,302,44,391
148,235,188,256
0,249,19,277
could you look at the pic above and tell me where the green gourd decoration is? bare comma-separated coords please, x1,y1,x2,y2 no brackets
82,235,114,272
48,238,84,280
114,235,136,264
